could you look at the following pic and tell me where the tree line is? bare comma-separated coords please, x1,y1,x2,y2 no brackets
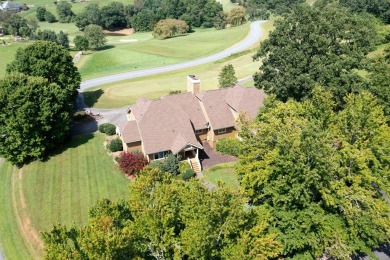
74,0,245,32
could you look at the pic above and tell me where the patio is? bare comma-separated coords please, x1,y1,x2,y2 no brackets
199,142,237,170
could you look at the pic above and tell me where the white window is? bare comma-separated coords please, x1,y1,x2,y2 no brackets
217,128,226,134
195,129,203,135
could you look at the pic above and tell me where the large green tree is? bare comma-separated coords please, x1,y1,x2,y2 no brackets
7,40,80,103
237,88,390,258
2,41,81,164
84,24,107,50
253,4,377,103
339,0,390,24
75,3,102,31
56,0,74,23
0,74,72,164
43,167,282,259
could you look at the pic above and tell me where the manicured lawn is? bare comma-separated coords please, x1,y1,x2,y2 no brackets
202,162,240,189
0,133,129,259
84,50,263,108
0,42,31,78
78,24,250,79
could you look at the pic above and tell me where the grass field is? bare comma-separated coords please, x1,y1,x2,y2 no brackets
78,24,250,79
83,49,263,108
202,162,240,189
0,42,32,78
82,20,276,109
0,134,129,259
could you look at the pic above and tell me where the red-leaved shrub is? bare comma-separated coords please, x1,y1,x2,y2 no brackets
118,152,148,176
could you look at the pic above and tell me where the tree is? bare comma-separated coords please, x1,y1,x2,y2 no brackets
219,64,237,88
227,6,246,26
7,40,80,104
151,153,180,175
253,4,377,103
202,0,223,28
118,151,148,176
35,29,57,42
213,11,227,30
73,35,89,53
237,88,390,258
75,3,102,31
7,14,30,37
130,9,156,32
0,74,72,164
152,19,189,39
239,0,305,15
84,24,107,50
44,11,56,23
100,1,127,30
56,31,69,48
42,199,136,260
42,167,282,259
385,47,390,63
56,1,74,23
366,59,390,122
339,0,390,24
36,6,47,21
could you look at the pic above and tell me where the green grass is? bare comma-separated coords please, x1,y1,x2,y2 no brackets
217,0,237,11
0,42,32,78
82,20,277,109
78,24,250,79
202,162,239,189
84,49,263,108
0,133,129,259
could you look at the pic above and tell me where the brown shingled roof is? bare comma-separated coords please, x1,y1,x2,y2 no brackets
125,98,202,155
119,121,141,143
226,84,266,118
196,88,236,130
161,92,208,130
119,84,265,156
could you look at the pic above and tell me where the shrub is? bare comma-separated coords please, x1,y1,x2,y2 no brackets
179,161,191,174
181,168,195,180
107,138,122,152
118,151,148,176
105,124,116,136
99,123,116,135
73,111,92,122
151,153,180,176
44,12,56,23
216,137,241,156
153,19,189,39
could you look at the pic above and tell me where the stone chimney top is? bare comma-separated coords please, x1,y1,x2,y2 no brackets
187,75,201,94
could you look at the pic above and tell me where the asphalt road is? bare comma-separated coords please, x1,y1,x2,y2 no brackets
80,20,265,91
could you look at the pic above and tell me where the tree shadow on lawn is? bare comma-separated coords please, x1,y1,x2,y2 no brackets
83,89,104,108
41,134,95,162
97,45,115,51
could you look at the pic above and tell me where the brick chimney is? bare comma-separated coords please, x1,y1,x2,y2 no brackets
187,75,201,94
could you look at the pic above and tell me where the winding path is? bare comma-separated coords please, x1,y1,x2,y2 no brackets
80,20,265,91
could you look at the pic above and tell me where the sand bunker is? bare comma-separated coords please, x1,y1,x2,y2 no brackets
119,39,139,42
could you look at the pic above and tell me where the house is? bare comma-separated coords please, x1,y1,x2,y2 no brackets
117,75,266,171
0,1,23,12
